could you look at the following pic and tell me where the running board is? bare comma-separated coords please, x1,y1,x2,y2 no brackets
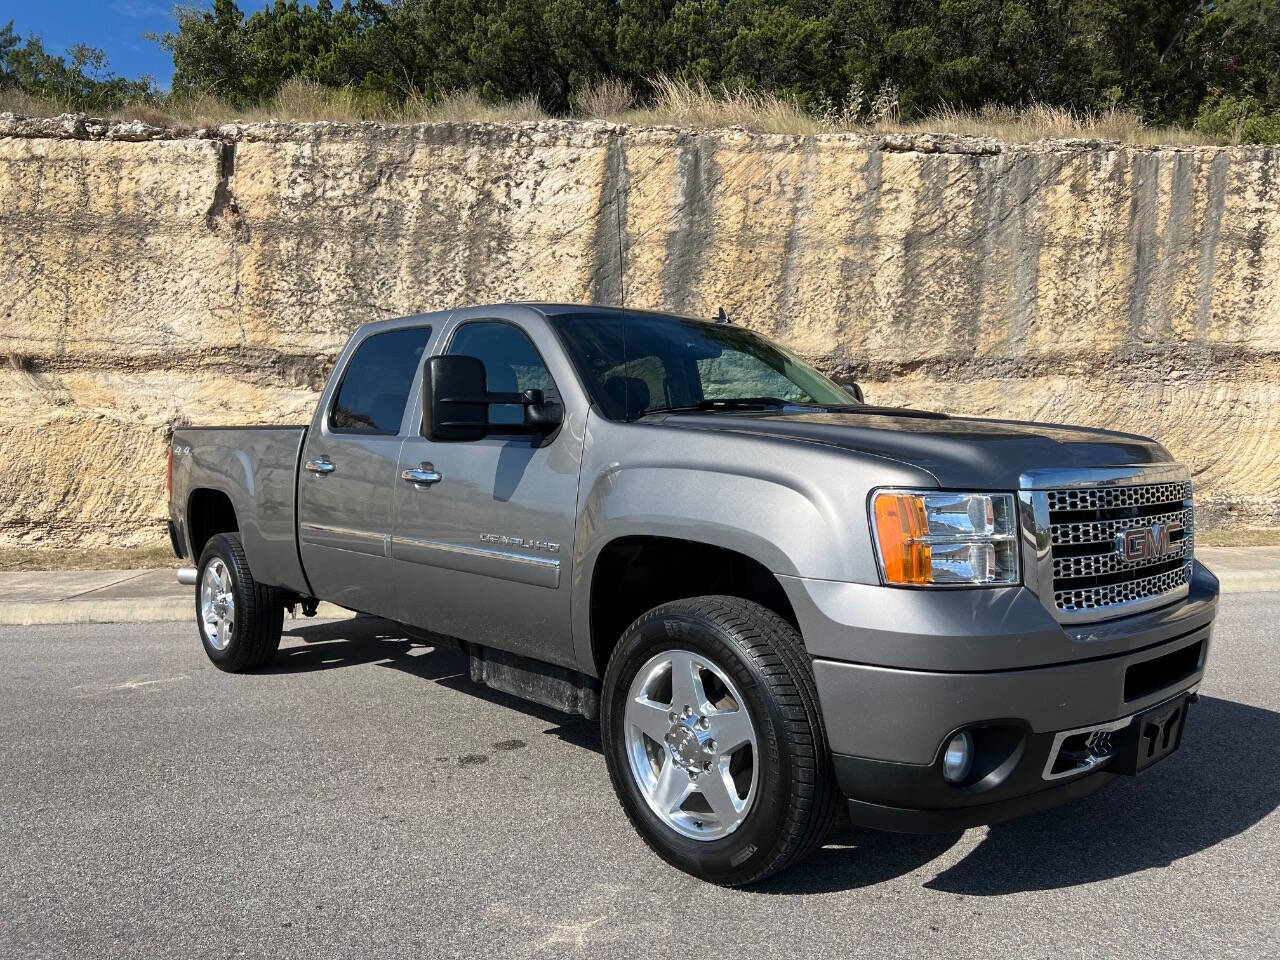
468,645,600,719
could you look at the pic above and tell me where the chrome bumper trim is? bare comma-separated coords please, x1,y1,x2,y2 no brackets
1041,687,1198,781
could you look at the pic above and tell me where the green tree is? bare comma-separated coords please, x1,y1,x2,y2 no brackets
11,0,1280,140
0,20,154,109
161,0,264,104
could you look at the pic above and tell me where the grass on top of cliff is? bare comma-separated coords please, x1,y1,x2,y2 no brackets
0,77,1214,145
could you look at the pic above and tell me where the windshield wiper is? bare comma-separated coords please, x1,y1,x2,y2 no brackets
643,397,831,416
698,397,800,410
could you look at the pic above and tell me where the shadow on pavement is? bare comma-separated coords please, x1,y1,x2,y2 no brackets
267,621,1280,896
274,616,599,751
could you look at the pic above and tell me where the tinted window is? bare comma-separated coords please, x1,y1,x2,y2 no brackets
447,321,559,426
549,313,850,421
329,327,432,434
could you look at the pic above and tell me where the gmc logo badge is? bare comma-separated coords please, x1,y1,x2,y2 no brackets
1117,521,1183,562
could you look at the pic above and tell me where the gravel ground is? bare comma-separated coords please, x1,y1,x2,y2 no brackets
1,595,1277,959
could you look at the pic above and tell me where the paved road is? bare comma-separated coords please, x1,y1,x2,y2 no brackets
2,597,1277,959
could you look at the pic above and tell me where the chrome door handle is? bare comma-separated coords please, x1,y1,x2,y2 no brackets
401,464,442,486
304,457,335,475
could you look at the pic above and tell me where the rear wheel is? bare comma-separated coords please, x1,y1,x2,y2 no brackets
196,533,283,672
601,595,838,885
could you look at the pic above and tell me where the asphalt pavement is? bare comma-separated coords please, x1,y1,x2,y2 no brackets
1,595,1277,959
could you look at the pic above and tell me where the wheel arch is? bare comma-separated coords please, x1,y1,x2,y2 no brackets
584,534,799,678
186,487,239,561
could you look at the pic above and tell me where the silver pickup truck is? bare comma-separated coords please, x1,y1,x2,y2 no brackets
168,303,1218,885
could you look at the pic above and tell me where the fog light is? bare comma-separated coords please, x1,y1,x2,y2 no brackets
943,731,974,783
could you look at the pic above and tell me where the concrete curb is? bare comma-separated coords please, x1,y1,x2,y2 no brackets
1195,547,1280,595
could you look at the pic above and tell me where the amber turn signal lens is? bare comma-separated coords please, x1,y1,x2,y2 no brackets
873,493,932,584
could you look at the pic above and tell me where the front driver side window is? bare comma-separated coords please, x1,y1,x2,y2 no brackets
447,321,559,426
330,326,432,434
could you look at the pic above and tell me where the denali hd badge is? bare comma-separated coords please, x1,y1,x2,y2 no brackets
480,533,560,554
1117,521,1183,562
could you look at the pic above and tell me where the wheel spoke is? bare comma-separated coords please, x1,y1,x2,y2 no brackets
649,757,692,814
630,695,673,743
706,707,753,753
668,651,709,713
698,766,742,826
623,647,760,842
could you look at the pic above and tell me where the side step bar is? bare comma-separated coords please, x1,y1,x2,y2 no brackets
468,644,601,719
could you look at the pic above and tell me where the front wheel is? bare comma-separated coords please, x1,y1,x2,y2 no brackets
601,596,838,885
196,533,283,672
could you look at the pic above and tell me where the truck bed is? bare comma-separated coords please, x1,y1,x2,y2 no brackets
171,424,311,596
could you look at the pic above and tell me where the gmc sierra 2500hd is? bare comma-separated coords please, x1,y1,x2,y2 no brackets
169,303,1218,885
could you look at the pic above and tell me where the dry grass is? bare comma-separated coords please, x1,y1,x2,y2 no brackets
400,87,547,123
888,102,1206,146
622,76,825,134
0,541,178,572
0,75,1224,145
0,88,76,117
571,77,636,118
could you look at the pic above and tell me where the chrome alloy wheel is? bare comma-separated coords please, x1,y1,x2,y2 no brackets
624,649,759,841
199,558,235,651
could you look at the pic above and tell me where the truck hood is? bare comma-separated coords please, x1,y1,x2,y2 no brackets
653,407,1173,489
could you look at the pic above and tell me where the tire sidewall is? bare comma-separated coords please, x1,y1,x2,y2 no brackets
602,606,798,883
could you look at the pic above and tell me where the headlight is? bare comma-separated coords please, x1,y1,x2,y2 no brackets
871,490,1019,586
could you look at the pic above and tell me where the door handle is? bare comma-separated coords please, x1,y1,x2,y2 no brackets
401,463,442,486
304,457,335,475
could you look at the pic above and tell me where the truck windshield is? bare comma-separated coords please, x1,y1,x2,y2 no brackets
550,312,854,421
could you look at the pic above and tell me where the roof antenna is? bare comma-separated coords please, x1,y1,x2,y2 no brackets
715,306,731,324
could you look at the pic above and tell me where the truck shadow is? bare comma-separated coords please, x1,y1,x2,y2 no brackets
758,695,1280,895
273,616,600,751
270,620,1279,896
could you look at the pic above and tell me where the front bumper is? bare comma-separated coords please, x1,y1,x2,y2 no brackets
834,688,1196,833
782,563,1218,832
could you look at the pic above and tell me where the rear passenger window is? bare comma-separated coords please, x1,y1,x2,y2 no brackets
447,321,559,426
329,327,432,434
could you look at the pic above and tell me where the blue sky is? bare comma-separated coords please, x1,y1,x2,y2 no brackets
0,2,280,89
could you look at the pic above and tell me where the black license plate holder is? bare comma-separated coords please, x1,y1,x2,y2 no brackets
1110,694,1191,776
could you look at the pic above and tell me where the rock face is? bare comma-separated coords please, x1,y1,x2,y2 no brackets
1,115,1277,548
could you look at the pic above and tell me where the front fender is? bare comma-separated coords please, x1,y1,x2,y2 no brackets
569,417,937,671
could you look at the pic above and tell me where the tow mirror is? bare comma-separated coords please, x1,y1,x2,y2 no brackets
423,355,564,442
424,355,489,442
844,382,865,404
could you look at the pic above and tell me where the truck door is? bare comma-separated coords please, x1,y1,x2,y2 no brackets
297,324,434,616
390,316,583,666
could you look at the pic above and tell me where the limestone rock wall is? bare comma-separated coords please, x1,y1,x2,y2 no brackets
1,116,1277,547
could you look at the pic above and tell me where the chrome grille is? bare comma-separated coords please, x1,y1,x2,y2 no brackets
1050,506,1190,547
1046,482,1191,512
1042,478,1193,621
1055,564,1192,614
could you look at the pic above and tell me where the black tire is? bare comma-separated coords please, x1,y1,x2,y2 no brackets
600,595,839,886
195,532,284,673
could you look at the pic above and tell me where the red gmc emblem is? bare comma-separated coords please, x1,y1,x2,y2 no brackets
1117,521,1183,562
